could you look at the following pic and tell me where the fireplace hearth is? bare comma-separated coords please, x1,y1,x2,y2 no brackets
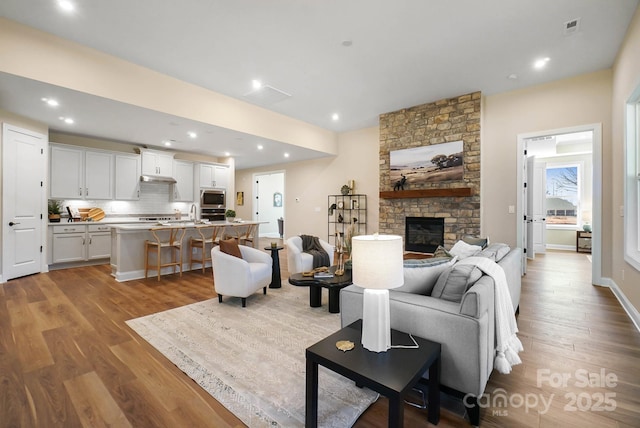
405,217,444,253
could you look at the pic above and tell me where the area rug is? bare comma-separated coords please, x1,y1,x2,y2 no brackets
126,283,378,427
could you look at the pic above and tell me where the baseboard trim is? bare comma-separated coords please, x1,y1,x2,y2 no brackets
603,277,640,333
545,244,577,251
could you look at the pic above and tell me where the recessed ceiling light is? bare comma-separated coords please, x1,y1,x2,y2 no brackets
164,140,172,146
533,57,551,70
331,113,340,121
58,0,75,12
42,97,59,107
187,131,197,138
284,152,290,158
257,144,264,150
252,79,262,90
59,116,74,124
224,152,231,157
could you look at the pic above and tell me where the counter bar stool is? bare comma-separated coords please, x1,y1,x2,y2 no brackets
233,223,256,247
189,225,222,273
144,226,186,281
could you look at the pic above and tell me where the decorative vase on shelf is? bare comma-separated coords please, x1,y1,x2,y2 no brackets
340,184,350,195
583,224,592,232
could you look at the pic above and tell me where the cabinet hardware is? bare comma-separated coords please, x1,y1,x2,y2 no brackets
8,221,20,226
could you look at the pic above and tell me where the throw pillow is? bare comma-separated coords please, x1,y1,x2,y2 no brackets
462,235,489,249
431,264,483,303
432,245,453,259
219,238,243,259
396,257,456,295
449,240,482,260
479,243,511,262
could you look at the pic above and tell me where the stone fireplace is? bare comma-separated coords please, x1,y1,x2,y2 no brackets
379,92,481,250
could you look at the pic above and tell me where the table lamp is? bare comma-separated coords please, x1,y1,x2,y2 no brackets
351,234,404,352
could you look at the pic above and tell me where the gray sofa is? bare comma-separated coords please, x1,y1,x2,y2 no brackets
340,246,522,426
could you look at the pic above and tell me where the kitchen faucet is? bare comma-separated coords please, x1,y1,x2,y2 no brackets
189,203,198,222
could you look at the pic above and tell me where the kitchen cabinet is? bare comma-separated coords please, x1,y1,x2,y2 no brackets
50,224,111,264
173,160,195,202
141,149,174,177
115,153,141,200
199,163,228,189
50,144,113,200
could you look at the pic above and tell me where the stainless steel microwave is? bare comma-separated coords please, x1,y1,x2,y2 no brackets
201,189,225,208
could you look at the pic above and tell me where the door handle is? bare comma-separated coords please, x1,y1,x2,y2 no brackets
8,221,20,226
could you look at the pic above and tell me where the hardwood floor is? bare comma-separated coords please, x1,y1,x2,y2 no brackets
1,246,639,427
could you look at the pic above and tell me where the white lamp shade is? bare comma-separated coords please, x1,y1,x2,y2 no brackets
351,234,404,290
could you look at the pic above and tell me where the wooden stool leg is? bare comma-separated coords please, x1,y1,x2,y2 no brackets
144,242,149,279
201,241,206,273
178,245,183,276
156,245,161,281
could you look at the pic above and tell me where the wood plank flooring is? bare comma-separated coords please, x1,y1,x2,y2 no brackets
1,244,639,427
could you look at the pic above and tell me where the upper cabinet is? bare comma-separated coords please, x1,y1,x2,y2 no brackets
141,149,174,177
172,160,195,202
199,163,229,189
114,153,141,200
50,144,113,200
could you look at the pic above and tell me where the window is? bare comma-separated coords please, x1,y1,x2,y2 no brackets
546,165,580,226
625,87,640,271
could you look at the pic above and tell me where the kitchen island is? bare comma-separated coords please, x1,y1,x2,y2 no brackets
110,221,264,282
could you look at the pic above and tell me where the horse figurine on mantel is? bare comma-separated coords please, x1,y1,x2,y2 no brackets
393,174,407,191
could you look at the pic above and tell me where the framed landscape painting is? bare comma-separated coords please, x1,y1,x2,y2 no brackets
390,140,463,186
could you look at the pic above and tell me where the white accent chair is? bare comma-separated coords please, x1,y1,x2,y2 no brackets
286,236,334,275
211,245,273,307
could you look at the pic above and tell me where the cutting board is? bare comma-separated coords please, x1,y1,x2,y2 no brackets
88,207,105,221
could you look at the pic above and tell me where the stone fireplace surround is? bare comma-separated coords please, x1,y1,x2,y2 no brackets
379,92,481,250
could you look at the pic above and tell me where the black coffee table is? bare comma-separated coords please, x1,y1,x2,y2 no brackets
288,266,352,313
306,320,441,427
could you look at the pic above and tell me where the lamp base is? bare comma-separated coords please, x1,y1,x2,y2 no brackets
361,289,391,352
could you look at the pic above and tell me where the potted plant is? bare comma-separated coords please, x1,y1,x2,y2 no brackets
48,200,62,223
225,209,236,222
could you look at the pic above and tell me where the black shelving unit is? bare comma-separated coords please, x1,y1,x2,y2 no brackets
328,194,367,246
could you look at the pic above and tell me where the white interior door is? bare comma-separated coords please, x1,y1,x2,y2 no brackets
532,161,547,254
2,125,46,281
526,156,535,261
253,172,285,238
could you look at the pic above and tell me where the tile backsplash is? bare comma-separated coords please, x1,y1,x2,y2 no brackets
56,182,197,218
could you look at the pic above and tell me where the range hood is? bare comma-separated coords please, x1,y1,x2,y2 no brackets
140,175,177,184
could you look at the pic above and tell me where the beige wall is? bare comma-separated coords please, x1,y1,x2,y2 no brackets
236,127,380,241
482,70,612,250
0,18,337,156
612,6,640,310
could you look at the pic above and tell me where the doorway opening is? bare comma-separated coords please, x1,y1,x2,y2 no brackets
517,124,602,285
252,171,285,238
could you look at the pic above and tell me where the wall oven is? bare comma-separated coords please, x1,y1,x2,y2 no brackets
200,189,226,221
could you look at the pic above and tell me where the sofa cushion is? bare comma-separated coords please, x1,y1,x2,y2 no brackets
463,235,489,249
219,238,243,259
478,243,511,262
396,257,456,295
432,245,453,258
449,240,482,260
431,263,483,303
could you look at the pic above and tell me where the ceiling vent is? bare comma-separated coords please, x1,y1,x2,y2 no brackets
564,18,581,36
243,85,291,106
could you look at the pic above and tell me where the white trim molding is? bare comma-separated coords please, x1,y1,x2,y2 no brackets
602,277,640,333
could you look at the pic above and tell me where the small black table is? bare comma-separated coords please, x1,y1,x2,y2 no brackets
264,246,283,288
288,266,352,313
306,320,441,428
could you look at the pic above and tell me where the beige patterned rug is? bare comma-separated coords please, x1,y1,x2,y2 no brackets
126,282,378,427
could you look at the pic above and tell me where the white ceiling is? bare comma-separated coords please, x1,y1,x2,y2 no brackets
0,0,637,169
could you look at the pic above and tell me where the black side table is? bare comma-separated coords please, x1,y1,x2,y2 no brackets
306,320,441,427
264,246,283,288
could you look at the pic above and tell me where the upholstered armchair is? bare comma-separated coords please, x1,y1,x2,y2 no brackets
285,236,334,275
211,245,272,307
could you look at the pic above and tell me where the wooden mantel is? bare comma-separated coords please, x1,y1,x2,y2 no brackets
379,188,473,199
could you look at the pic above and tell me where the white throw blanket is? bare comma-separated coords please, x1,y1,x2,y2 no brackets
458,256,523,374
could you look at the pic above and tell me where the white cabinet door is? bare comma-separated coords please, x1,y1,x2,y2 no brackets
214,165,229,189
157,153,174,177
115,154,141,200
87,232,111,259
85,150,113,200
173,160,194,202
199,163,215,188
142,150,174,177
52,233,86,263
50,145,83,199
